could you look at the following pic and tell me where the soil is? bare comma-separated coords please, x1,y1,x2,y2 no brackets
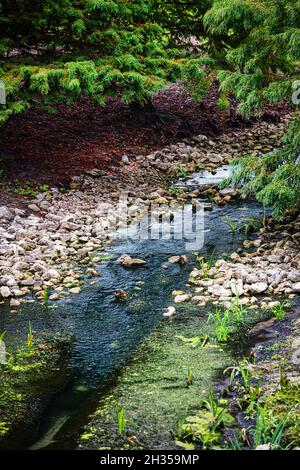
0,82,291,209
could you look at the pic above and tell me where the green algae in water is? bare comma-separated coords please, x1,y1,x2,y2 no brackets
261,384,300,446
80,306,233,450
0,333,71,449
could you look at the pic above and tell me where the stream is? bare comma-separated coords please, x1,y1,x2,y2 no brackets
0,167,267,450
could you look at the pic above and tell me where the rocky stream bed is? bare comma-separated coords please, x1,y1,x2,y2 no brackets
0,115,299,450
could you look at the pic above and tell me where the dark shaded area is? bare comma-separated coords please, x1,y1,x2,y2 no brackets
0,83,290,192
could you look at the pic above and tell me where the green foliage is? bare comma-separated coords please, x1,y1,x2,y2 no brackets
115,403,127,436
186,367,194,387
176,390,234,449
253,405,289,450
204,0,300,219
208,308,231,343
27,323,33,352
0,0,211,123
223,124,300,219
268,301,289,321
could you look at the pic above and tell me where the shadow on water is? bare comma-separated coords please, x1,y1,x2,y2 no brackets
0,194,266,449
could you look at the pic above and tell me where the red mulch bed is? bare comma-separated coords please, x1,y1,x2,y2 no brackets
0,82,290,191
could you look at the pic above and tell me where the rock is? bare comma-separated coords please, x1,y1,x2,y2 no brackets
28,204,40,212
10,298,20,307
121,154,129,165
208,285,232,298
249,282,268,294
116,254,146,268
179,255,189,265
249,318,278,341
163,306,176,318
219,188,236,197
0,286,12,298
49,293,60,301
230,252,240,261
0,206,14,221
172,290,185,297
114,289,128,301
256,444,272,451
268,301,280,308
20,279,35,287
292,282,300,293
174,294,191,303
268,255,282,264
46,268,61,280
85,169,105,177
230,280,244,296
168,255,188,265
153,196,168,204
69,287,81,294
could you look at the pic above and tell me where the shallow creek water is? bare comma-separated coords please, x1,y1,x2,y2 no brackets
0,168,267,450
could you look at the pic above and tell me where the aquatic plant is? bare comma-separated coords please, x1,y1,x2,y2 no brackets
242,217,262,237
269,301,289,321
186,367,193,387
228,294,247,324
27,322,33,351
0,331,6,342
198,258,210,279
279,362,289,389
237,384,262,415
229,359,252,391
202,390,227,430
115,403,127,437
209,308,231,343
228,434,244,450
176,335,209,349
42,288,50,306
223,216,239,235
175,390,235,449
174,166,189,179
253,406,290,450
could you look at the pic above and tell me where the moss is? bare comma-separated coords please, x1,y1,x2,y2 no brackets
79,305,233,450
178,401,235,450
261,384,300,446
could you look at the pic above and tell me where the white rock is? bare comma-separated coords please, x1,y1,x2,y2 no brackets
0,206,14,221
230,280,244,296
163,306,176,317
0,286,12,298
256,444,272,451
10,298,20,307
249,282,268,294
122,154,129,165
47,268,61,280
208,285,232,297
174,294,191,303
69,287,81,294
292,282,300,293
